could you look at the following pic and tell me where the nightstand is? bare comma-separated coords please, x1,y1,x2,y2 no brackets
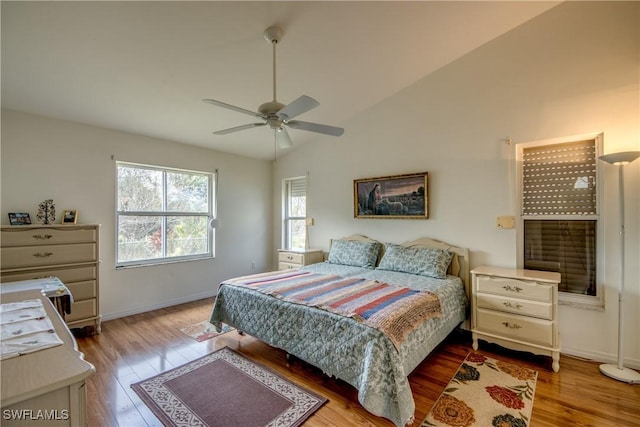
278,249,324,270
471,266,561,372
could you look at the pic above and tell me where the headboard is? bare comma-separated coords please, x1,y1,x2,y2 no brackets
328,235,470,296
399,237,470,297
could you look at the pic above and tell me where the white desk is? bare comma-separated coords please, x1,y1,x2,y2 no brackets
0,290,94,426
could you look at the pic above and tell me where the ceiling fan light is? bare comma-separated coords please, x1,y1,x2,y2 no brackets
276,127,293,148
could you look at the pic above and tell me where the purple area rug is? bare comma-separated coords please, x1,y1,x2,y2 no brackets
131,346,327,427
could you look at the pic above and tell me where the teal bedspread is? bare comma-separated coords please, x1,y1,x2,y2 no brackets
209,264,467,426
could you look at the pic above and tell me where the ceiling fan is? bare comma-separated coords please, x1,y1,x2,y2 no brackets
203,26,344,149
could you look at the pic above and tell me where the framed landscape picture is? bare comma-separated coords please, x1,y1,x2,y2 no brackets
354,172,428,219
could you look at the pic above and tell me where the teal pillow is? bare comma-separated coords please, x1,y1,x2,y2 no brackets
327,240,381,268
377,243,453,279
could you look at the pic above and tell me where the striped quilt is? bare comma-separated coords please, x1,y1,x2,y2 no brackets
223,270,442,348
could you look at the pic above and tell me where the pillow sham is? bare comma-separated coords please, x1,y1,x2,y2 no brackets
327,239,382,268
377,243,453,279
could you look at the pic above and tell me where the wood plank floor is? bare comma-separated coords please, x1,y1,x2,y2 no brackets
75,298,640,427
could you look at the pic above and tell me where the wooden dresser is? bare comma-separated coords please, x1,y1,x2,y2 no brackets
1,290,95,426
471,266,561,372
1,224,101,334
277,249,324,270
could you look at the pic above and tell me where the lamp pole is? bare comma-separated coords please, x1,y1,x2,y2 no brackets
598,150,640,384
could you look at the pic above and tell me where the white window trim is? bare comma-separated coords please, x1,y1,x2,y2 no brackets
515,132,605,309
115,161,215,268
282,176,307,251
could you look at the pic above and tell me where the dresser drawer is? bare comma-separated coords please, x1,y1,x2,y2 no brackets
66,299,97,323
1,243,97,269
1,265,97,283
477,275,553,302
477,293,553,320
66,280,97,301
476,308,554,347
1,227,97,247
278,252,304,264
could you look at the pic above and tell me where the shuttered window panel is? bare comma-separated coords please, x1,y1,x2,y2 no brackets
289,177,307,199
522,139,596,215
524,220,597,296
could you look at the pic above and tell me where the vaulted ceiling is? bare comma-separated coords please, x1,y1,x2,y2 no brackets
2,1,560,160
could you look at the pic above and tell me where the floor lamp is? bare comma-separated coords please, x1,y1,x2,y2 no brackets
598,150,640,384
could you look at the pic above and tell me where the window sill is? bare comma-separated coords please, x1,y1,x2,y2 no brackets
116,255,214,269
558,298,604,311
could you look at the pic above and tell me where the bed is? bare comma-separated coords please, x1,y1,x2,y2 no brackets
209,235,470,427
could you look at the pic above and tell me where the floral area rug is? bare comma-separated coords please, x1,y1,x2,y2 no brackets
421,352,538,427
180,320,234,342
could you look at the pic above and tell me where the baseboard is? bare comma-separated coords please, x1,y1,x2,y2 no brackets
561,346,640,370
467,331,640,371
102,290,217,322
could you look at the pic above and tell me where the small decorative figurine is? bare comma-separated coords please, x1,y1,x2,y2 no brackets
37,199,56,224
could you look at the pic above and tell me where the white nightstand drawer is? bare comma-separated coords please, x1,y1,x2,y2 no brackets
278,262,300,270
477,275,553,302
278,252,304,264
476,308,554,347
476,293,553,320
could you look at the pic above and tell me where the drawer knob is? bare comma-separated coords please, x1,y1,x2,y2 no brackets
32,234,53,240
503,302,523,310
501,321,522,329
287,255,294,260
502,285,523,293
33,252,54,258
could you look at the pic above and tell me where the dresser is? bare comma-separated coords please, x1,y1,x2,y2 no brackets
1,290,95,426
277,249,324,270
471,266,561,372
1,225,101,334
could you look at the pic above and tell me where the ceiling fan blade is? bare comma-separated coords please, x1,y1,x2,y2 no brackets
203,99,263,118
213,122,266,135
276,127,293,148
286,120,344,137
276,95,319,120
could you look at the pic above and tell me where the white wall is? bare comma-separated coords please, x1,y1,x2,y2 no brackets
1,110,273,319
274,2,639,368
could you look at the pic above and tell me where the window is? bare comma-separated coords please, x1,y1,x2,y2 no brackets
116,162,215,267
283,177,307,251
517,134,603,306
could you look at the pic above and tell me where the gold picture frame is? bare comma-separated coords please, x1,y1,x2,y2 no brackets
62,210,78,224
354,172,428,219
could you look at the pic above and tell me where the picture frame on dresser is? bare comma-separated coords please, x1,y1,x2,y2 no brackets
7,212,31,225
354,172,428,219
62,209,78,224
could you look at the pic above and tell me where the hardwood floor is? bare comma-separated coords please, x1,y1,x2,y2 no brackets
75,298,640,427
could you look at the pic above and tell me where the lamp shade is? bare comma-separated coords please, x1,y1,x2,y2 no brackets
599,151,640,165
276,127,293,148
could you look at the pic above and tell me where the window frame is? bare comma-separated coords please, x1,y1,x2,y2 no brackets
515,132,605,308
115,161,215,268
282,176,307,251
